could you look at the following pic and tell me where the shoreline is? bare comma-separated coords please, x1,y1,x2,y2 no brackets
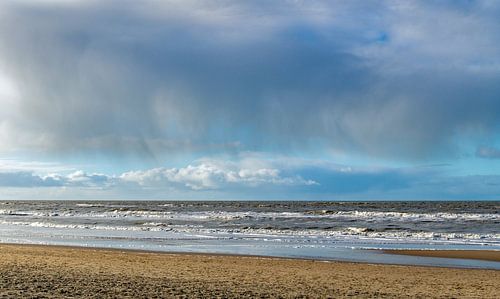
1,242,499,269
383,249,500,262
0,243,498,298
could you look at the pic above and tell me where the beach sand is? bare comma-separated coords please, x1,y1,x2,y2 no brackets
0,244,498,298
383,249,500,262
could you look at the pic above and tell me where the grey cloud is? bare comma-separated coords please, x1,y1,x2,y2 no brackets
0,172,64,187
405,174,500,200
0,1,500,160
0,171,112,188
476,146,500,159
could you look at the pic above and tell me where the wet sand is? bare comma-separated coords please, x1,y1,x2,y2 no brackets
384,249,500,262
0,244,498,298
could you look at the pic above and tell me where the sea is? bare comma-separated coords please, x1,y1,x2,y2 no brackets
0,200,499,269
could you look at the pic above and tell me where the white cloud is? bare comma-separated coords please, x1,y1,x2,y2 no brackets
0,159,75,173
0,157,317,191
0,156,499,200
0,170,111,188
120,161,317,190
0,159,111,188
66,170,111,187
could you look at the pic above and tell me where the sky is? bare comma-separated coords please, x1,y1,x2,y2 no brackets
0,0,500,200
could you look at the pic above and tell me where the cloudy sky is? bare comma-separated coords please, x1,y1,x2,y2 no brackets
0,0,499,200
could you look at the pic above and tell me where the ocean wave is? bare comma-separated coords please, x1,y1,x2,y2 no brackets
1,208,498,223
309,210,500,221
1,220,498,246
75,203,105,208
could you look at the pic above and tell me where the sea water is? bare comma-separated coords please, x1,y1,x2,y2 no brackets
0,201,498,269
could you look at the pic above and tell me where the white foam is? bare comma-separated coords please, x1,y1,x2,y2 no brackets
1,219,498,247
1,208,497,222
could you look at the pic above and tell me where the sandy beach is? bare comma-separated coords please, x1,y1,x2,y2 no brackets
0,244,498,298
384,249,500,262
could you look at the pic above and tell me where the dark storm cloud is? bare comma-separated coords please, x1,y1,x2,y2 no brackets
1,0,500,160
